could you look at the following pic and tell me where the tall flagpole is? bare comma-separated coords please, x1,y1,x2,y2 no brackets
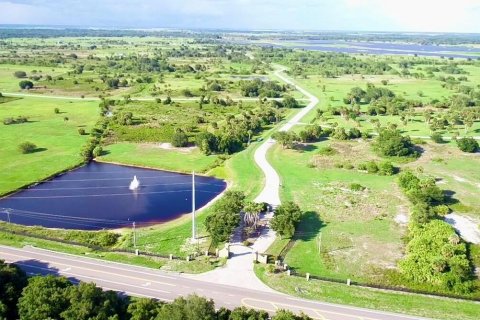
192,171,196,241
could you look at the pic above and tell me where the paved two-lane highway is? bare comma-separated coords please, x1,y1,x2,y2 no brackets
0,245,426,320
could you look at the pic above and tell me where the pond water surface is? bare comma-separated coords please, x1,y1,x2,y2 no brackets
0,162,226,230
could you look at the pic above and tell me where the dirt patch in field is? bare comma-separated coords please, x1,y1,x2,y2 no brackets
325,233,403,279
312,140,381,168
308,182,401,222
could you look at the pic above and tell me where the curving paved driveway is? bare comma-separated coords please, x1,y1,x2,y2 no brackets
193,67,319,291
254,68,319,206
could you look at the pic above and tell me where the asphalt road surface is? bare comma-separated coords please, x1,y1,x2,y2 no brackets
0,245,427,320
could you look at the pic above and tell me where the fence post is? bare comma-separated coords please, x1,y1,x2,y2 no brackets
169,254,173,260
306,273,310,281
135,249,139,256
347,278,351,286
186,255,190,262
205,250,209,257
287,269,291,276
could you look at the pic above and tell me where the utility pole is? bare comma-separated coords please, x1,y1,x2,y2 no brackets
192,171,196,241
132,221,136,248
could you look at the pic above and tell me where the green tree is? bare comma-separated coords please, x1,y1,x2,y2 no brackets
156,295,216,320
18,275,72,320
228,306,269,320
19,80,34,89
61,282,126,320
272,310,312,320
243,201,264,229
456,137,479,153
196,132,218,155
271,202,302,238
127,298,161,320
373,128,417,157
205,191,245,244
282,95,299,108
171,130,189,147
273,131,297,149
0,260,27,320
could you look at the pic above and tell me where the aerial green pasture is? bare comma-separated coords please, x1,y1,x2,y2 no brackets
294,68,480,137
266,140,405,281
0,97,99,195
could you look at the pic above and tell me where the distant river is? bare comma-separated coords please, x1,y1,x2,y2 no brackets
244,40,480,59
0,162,226,230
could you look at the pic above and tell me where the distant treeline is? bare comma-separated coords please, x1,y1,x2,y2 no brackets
1,28,480,45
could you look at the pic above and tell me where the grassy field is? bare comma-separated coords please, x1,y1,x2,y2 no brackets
255,265,480,320
0,97,99,195
266,140,406,282
99,143,221,174
403,141,480,216
294,70,480,137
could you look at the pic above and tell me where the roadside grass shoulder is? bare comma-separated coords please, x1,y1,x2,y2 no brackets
254,265,480,320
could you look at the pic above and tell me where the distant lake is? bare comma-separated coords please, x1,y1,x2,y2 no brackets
244,40,480,59
0,162,226,230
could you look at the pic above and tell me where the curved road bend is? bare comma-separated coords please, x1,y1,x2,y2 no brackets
254,68,319,206
0,245,427,320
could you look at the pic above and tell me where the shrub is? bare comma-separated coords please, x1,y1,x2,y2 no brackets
92,146,103,157
77,128,86,135
3,117,14,125
13,71,27,78
365,161,379,174
344,162,354,170
317,145,336,156
350,183,365,191
378,161,395,176
19,80,34,89
18,141,37,154
171,130,189,147
399,220,473,294
54,108,60,114
431,132,444,144
456,137,479,153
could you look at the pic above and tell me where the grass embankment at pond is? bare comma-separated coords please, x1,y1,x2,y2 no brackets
255,265,480,320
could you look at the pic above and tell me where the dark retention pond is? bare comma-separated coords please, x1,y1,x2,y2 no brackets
0,162,226,230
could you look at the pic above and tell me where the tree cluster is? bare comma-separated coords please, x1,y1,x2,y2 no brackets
397,171,474,294
205,191,245,244
373,128,418,157
1,264,315,320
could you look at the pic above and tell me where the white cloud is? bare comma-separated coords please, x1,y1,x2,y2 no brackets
0,0,479,32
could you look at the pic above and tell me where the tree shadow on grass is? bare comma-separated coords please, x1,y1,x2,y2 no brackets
31,147,47,153
293,211,326,243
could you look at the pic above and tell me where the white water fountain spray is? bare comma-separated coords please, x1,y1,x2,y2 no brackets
129,175,140,190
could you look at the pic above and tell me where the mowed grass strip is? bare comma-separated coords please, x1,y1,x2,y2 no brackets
255,265,480,320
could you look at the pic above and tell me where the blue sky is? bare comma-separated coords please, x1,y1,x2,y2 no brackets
1,0,479,33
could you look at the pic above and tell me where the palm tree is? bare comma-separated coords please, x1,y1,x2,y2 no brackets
243,202,264,230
